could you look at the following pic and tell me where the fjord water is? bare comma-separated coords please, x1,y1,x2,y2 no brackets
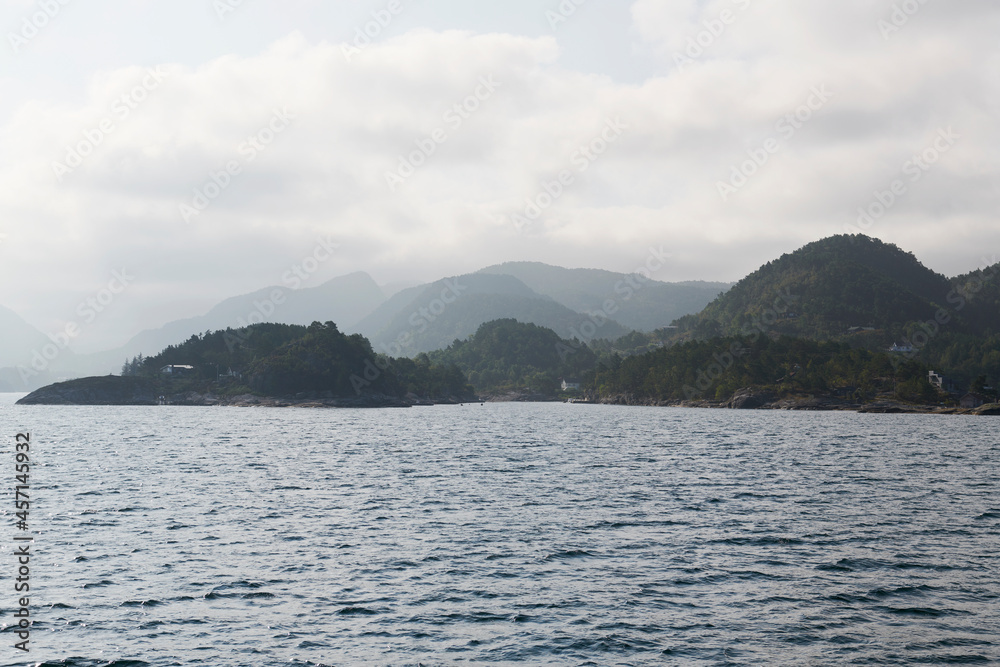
1,397,998,666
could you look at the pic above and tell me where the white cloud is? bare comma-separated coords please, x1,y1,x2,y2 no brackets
0,1,998,348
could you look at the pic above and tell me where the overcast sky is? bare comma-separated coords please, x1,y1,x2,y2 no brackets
1,0,998,350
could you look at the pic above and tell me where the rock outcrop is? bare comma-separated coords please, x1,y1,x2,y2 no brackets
16,376,158,405
724,388,775,409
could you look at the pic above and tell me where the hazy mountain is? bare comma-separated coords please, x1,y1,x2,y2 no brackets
0,306,82,391
379,280,424,299
10,237,1000,395
477,262,730,332
349,284,428,339
0,366,62,393
0,305,49,368
72,272,386,376
356,273,631,355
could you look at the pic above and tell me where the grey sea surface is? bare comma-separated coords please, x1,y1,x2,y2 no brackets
0,396,998,665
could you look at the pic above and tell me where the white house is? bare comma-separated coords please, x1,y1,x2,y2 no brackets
161,364,195,376
561,379,581,391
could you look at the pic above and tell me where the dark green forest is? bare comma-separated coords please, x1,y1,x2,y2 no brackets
589,335,940,404
428,319,595,395
673,235,999,347
122,321,474,400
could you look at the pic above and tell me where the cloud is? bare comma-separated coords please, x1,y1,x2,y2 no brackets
0,2,998,348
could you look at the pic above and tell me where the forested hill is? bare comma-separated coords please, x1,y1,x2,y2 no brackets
672,235,969,341
950,259,1000,333
428,319,596,395
42,322,476,404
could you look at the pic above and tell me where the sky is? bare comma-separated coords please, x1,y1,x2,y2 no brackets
1,0,998,351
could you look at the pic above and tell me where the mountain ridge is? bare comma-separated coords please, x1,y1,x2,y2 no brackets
3,238,997,391
354,273,633,355
477,261,731,332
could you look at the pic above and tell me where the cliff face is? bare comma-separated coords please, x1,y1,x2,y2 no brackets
16,376,159,405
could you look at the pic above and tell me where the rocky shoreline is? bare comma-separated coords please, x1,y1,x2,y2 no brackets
15,378,1000,416
592,388,1000,416
14,376,477,408
479,390,564,403
170,392,479,408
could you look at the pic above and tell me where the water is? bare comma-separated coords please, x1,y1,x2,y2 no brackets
0,396,998,665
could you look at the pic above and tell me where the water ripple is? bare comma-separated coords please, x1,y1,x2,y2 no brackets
1,403,998,665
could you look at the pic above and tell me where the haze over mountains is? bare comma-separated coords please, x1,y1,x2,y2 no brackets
4,234,997,393
0,262,731,391
477,262,729,333
354,273,636,356
0,306,55,369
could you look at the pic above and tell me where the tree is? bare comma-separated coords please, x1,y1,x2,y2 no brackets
120,354,145,376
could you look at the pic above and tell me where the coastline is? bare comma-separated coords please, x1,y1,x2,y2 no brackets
590,392,1000,416
13,377,1000,415
13,376,477,408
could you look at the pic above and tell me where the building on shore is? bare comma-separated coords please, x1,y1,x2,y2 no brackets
960,393,988,409
160,364,195,377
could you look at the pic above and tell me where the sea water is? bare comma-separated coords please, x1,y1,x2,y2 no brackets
0,397,998,665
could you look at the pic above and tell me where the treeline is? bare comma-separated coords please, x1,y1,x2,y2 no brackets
121,322,474,400
123,323,310,379
587,329,676,359
912,332,1000,394
116,316,996,406
245,322,472,399
590,335,939,404
427,319,596,394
